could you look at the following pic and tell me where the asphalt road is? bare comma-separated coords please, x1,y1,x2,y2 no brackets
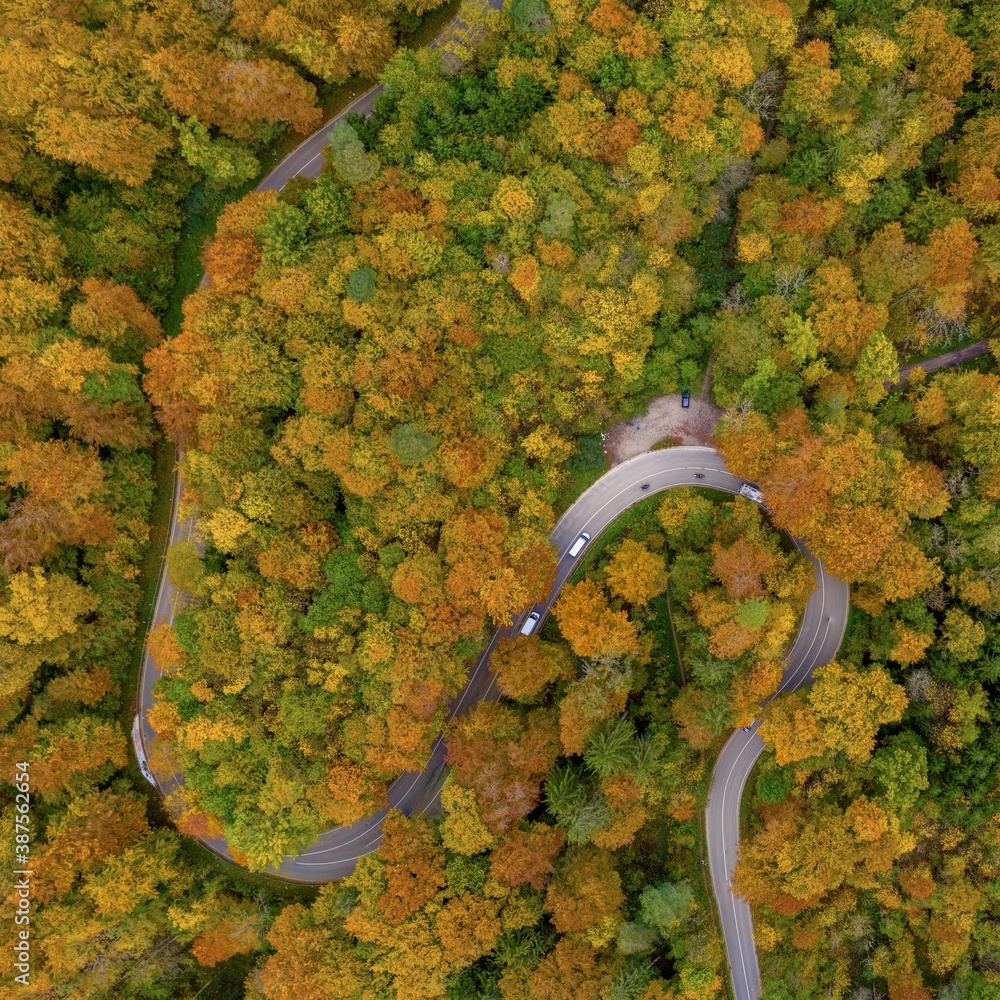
255,0,504,193
133,0,505,856
250,447,847,876
256,86,384,192
126,6,983,987
275,448,849,1000
134,438,850,1000
706,534,849,1000
282,447,774,879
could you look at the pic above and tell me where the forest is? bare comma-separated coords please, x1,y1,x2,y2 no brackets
1,0,1000,997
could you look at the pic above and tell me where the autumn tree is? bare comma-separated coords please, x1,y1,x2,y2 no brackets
545,846,624,938
34,110,172,187
605,538,668,606
0,567,99,700
69,278,162,360
559,654,633,756
761,661,907,766
718,408,948,604
440,776,494,855
490,823,566,890
446,704,561,833
553,579,638,658
377,810,446,924
259,902,371,1000
490,636,574,699
526,936,616,1000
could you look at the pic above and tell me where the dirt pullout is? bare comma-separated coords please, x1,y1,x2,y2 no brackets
603,393,723,467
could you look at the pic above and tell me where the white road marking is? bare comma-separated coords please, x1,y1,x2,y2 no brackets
709,536,848,999
719,730,763,998
297,457,740,859
294,457,845,883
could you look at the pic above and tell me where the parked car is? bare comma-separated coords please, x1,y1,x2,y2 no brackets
568,531,591,557
681,390,691,408
520,611,541,636
738,483,765,504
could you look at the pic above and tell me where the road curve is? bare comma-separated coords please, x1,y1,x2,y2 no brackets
136,434,849,997
706,533,849,1000
138,446,789,874
133,0,506,856
276,446,840,882
248,0,503,192
128,11,858,993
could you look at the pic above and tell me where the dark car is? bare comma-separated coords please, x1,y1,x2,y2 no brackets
681,390,691,408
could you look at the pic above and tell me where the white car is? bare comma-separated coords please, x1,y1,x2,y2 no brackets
738,483,765,504
132,715,157,787
568,532,591,558
520,611,541,636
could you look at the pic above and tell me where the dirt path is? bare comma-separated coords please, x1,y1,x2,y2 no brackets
604,361,722,466
894,339,991,384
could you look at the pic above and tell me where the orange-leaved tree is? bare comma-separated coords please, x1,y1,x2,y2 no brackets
553,579,639,658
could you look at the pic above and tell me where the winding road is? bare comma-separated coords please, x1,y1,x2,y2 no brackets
133,0,504,861
707,531,849,1000
131,12,990,994
136,437,849,999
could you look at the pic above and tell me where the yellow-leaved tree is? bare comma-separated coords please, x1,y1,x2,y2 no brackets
0,568,99,699
761,661,908,766
604,538,668,606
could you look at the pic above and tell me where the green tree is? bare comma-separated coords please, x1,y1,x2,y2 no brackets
870,735,928,814
757,771,791,803
177,117,260,189
942,608,986,662
782,313,819,365
387,424,439,466
328,121,380,185
347,267,377,302
637,880,694,935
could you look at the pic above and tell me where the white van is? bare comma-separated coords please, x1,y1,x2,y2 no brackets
738,483,765,504
568,532,591,558
520,611,540,636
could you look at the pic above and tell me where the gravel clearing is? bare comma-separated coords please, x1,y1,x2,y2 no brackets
603,365,723,467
